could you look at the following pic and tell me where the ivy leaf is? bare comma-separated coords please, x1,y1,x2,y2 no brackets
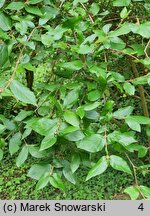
123,83,135,95
110,155,132,174
9,132,22,155
113,0,131,7
70,153,80,173
10,80,37,105
16,145,29,167
124,186,139,200
40,135,57,151
113,106,133,119
64,111,80,127
86,156,109,181
0,12,12,31
77,134,104,153
125,117,141,132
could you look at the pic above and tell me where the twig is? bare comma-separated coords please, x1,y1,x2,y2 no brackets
109,48,139,61
144,39,150,58
80,3,94,24
4,27,39,90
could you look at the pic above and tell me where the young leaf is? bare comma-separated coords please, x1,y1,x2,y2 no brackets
77,134,104,153
86,156,109,181
10,80,37,105
64,111,80,127
16,145,29,167
123,83,135,95
110,155,132,174
124,186,139,200
40,135,57,151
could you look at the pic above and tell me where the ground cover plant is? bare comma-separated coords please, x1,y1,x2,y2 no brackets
0,0,150,200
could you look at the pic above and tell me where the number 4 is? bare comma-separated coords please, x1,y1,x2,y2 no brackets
138,203,144,211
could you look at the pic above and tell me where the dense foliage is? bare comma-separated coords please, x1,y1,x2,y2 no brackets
0,0,150,200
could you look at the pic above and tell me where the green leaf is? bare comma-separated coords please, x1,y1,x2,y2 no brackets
0,0,5,8
29,0,43,4
77,45,94,54
90,3,100,16
16,145,29,167
63,89,79,108
124,186,139,200
73,0,88,6
6,2,24,10
125,117,141,132
0,123,6,134
14,110,33,121
83,102,100,111
113,0,131,7
120,7,128,19
26,118,58,136
140,186,150,199
63,167,76,184
10,80,37,105
132,22,150,39
9,132,22,155
59,126,79,137
127,116,150,125
49,173,65,190
25,6,43,16
60,60,83,71
87,90,101,101
123,83,135,95
131,74,150,85
35,173,50,190
27,164,51,180
40,135,57,151
0,12,12,31
70,153,80,173
64,111,80,127
109,23,132,37
0,43,8,66
110,155,132,174
0,149,3,160
65,130,85,141
86,156,109,181
113,106,133,119
41,33,53,46
29,146,48,158
77,134,104,153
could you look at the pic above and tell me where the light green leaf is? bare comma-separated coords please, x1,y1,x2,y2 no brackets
63,89,79,108
0,12,12,31
15,110,33,122
110,155,132,174
60,60,83,71
123,83,135,95
16,145,29,167
77,45,94,54
49,173,65,190
63,167,76,184
127,116,150,125
29,0,43,4
109,23,132,37
25,6,43,16
113,0,131,7
70,153,80,173
9,132,22,155
125,117,141,132
0,43,8,66
64,111,80,127
124,186,139,200
86,156,109,181
140,186,150,199
131,73,150,85
73,0,88,6
0,149,3,160
10,80,37,105
0,123,6,134
90,3,100,16
77,134,104,153
6,2,24,10
40,135,57,151
0,0,5,8
65,130,85,141
29,146,48,158
41,33,53,46
120,7,128,19
83,102,100,111
27,164,51,180
35,173,50,190
113,106,133,119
